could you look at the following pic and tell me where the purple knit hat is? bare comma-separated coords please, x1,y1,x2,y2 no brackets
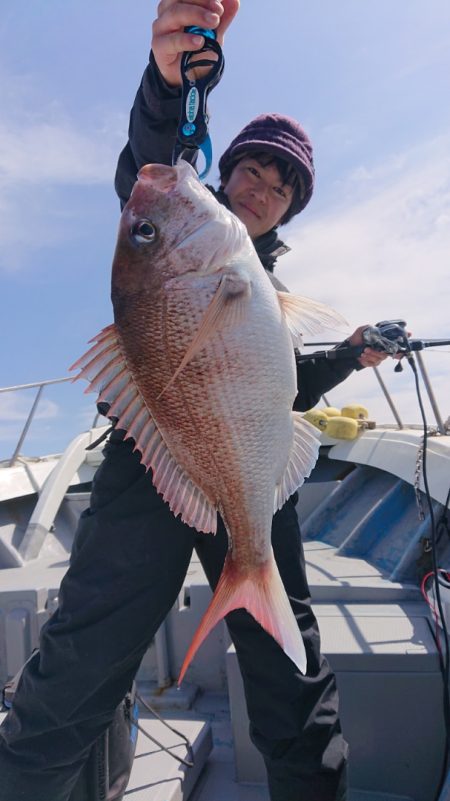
218,113,315,217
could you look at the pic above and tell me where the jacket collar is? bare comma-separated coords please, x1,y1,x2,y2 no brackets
252,230,291,272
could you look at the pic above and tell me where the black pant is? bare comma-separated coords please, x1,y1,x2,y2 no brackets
0,431,348,801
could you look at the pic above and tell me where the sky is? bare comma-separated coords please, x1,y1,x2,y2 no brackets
1,0,450,460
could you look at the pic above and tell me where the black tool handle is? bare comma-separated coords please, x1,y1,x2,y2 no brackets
176,28,224,151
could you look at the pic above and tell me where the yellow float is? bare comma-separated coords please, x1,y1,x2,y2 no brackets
303,404,376,440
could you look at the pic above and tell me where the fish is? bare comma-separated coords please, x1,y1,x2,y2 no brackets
70,160,347,684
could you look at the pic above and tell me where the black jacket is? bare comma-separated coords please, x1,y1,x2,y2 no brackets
114,53,360,412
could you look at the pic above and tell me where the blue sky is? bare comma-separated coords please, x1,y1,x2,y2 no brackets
1,0,450,459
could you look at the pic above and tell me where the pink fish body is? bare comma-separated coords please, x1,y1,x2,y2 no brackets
71,162,347,683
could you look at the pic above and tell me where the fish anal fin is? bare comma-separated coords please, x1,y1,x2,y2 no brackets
70,325,217,534
274,412,321,513
178,550,307,685
277,291,349,348
146,434,217,534
158,273,251,399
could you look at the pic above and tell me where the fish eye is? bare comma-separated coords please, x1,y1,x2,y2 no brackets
131,219,158,244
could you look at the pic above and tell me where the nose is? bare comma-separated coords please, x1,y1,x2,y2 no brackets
250,176,269,204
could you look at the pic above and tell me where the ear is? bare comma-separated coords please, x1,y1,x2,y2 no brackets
219,171,230,191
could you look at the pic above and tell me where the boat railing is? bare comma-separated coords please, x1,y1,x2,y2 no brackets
0,350,448,467
0,377,100,467
319,347,448,436
373,351,446,434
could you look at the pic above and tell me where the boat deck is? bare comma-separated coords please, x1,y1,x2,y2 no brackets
1,426,448,800
0,695,414,801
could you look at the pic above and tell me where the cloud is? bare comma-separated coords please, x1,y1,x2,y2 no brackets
0,63,127,271
0,392,60,458
0,391,59,423
0,114,125,187
0,115,124,270
0,56,127,187
74,404,104,433
0,392,107,460
280,133,450,426
281,132,450,337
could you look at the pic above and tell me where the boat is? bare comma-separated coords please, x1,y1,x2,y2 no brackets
0,351,449,801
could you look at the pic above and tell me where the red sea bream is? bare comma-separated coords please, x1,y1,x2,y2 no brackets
70,161,347,683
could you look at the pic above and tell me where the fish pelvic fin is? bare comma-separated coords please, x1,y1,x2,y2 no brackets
274,412,321,513
178,550,307,685
158,273,251,399
277,291,349,348
69,325,217,533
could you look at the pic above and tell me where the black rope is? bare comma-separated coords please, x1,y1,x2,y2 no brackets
436,486,450,545
134,691,195,768
407,353,450,800
85,426,114,451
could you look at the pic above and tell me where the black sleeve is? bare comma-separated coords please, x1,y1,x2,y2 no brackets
293,343,363,412
114,52,197,208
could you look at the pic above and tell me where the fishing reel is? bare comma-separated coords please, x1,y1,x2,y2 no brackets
362,320,417,373
362,320,410,356
298,319,450,365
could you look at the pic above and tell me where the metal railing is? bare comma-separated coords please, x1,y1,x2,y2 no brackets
0,377,95,467
310,345,448,436
0,350,448,468
372,352,447,435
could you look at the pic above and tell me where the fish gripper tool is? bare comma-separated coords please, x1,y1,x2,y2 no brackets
173,27,225,180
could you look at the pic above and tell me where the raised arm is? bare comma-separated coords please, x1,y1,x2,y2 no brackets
115,0,239,207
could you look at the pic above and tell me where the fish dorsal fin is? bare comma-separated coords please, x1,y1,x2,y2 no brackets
274,412,321,513
159,273,251,399
70,324,217,533
277,291,348,348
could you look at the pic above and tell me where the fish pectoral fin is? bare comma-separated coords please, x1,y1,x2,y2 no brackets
277,291,349,348
158,273,251,399
70,324,217,534
178,550,307,685
274,412,321,512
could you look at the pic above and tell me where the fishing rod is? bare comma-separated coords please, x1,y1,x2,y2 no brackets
299,319,450,363
172,27,225,180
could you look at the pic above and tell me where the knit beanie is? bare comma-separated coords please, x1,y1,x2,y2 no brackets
218,113,315,217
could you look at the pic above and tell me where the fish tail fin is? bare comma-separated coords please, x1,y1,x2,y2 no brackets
177,550,307,685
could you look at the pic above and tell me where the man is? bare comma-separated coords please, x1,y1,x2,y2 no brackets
0,2,387,800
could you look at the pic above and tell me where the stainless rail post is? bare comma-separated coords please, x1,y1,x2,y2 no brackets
415,351,447,434
373,367,404,429
9,386,44,467
0,377,73,465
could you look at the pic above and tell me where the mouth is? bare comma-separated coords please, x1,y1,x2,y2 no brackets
238,202,261,220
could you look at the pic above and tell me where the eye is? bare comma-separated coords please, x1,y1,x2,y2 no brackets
247,166,260,178
273,186,288,200
131,219,158,244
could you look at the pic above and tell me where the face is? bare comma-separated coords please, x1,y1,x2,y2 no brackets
222,157,294,239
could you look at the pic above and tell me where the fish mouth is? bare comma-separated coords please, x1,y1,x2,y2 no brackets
174,219,212,251
137,163,179,192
